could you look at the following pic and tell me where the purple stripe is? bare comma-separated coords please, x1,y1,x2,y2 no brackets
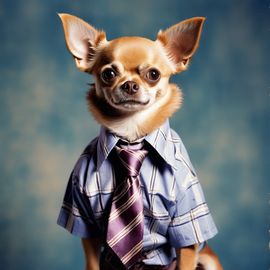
111,178,140,208
119,151,142,175
107,205,143,240
107,180,143,239
106,142,148,267
108,222,143,257
116,147,147,176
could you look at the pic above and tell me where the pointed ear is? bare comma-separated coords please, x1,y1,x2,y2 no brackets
157,17,205,72
58,13,107,72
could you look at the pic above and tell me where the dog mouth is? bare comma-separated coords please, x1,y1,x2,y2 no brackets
113,99,150,106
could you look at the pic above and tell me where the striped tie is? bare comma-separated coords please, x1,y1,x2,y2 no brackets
106,141,148,269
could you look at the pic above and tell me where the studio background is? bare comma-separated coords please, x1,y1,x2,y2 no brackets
0,0,269,269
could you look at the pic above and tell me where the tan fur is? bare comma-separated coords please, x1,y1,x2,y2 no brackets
176,243,223,270
157,17,206,73
198,244,223,270
58,13,223,270
87,83,182,141
85,35,182,140
176,244,199,270
81,238,101,270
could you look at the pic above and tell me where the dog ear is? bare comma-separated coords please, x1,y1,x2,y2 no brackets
58,13,106,72
157,17,205,72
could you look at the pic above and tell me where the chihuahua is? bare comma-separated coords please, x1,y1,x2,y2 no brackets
58,13,223,270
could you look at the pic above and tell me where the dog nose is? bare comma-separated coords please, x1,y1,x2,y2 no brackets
121,81,139,95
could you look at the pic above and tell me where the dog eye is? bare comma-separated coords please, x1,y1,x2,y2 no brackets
101,68,116,83
146,68,160,82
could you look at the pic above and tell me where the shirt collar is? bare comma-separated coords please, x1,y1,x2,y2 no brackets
144,120,177,169
96,120,176,170
96,126,119,170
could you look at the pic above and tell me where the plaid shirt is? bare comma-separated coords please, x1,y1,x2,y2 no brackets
57,120,217,266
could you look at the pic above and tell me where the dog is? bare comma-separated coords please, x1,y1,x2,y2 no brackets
57,13,223,270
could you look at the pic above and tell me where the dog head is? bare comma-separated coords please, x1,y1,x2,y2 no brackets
59,14,205,140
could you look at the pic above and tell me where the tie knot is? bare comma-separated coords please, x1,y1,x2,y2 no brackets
115,141,148,176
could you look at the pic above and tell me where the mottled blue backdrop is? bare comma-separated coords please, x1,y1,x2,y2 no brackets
0,0,269,269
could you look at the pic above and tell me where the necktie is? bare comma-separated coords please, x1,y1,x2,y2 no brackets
106,141,148,269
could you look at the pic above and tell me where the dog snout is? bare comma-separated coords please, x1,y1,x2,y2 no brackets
121,81,139,95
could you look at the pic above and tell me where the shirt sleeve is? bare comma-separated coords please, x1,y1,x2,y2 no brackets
57,157,101,238
167,136,218,248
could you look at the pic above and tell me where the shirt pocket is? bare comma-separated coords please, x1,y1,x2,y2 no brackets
145,193,173,236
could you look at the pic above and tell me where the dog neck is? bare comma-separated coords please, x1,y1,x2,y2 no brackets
87,84,182,142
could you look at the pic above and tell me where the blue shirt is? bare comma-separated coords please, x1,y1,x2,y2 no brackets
57,120,217,266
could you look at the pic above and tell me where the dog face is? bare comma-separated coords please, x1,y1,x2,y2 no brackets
91,36,175,112
58,14,205,139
